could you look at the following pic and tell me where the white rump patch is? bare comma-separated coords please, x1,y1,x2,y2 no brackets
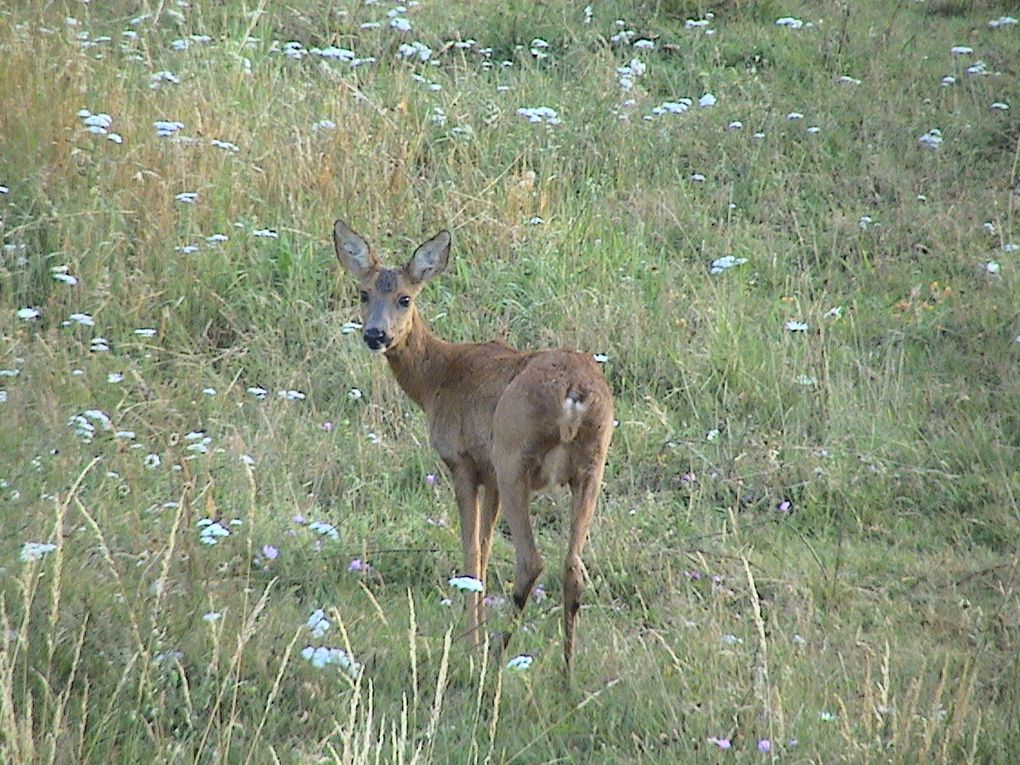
563,396,589,415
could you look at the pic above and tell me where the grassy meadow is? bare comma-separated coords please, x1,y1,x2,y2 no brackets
2,0,1020,761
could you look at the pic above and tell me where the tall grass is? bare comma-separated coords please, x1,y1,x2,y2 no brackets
2,0,1019,762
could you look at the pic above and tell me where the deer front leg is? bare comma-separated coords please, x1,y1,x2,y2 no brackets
451,466,482,647
478,482,500,581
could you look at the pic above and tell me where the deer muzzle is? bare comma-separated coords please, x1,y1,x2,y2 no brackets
363,327,390,352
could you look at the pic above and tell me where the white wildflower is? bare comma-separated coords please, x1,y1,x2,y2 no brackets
313,46,355,61
517,106,561,125
307,608,331,638
197,518,231,545
710,256,748,274
20,542,57,562
448,575,483,593
506,654,533,671
918,128,943,148
650,99,692,116
988,16,1018,29
300,645,361,675
153,120,184,137
308,521,339,540
210,138,240,152
150,70,180,88
398,41,431,61
776,17,805,29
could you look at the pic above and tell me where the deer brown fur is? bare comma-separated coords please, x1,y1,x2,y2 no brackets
333,220,613,671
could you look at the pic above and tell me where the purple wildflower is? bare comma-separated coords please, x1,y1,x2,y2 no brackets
262,544,279,560
425,473,437,486
707,737,731,750
758,739,771,753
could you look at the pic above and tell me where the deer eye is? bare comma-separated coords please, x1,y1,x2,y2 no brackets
398,295,411,309
360,291,369,304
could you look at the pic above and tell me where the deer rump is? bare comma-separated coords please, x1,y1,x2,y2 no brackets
425,343,611,495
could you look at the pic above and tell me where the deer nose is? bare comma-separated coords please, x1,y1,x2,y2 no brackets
363,327,389,351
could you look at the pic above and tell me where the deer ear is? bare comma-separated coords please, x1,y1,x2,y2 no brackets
407,230,451,284
334,220,376,278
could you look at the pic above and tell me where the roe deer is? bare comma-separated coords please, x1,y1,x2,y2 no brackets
333,220,613,671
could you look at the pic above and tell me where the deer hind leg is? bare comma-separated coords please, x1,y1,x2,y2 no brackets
451,466,483,647
564,455,607,673
495,462,543,613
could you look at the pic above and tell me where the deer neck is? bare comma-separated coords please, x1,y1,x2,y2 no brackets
384,309,452,412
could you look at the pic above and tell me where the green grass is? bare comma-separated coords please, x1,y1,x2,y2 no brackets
2,1,1020,762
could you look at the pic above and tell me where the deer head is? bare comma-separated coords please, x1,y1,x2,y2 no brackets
333,220,450,352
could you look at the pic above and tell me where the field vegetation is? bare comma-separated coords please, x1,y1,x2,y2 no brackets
2,0,1019,762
